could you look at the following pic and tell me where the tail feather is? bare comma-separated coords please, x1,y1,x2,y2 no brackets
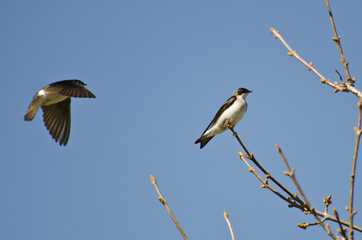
24,105,39,121
195,136,214,149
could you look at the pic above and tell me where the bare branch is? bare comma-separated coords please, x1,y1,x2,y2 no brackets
238,152,303,209
224,211,235,240
270,28,362,98
228,125,304,206
325,0,354,86
334,207,348,240
276,145,338,240
315,209,362,232
230,123,362,233
348,100,362,239
150,175,188,240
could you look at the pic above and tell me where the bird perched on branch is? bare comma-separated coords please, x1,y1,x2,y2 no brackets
195,88,252,149
24,79,96,146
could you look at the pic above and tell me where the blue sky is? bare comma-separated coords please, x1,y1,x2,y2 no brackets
1,0,362,239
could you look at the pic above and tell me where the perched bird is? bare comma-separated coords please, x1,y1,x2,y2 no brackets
24,79,96,146
195,88,252,149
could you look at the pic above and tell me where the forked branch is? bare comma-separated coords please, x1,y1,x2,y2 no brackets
229,126,362,234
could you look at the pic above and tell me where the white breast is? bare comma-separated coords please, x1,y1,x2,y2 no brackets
218,97,247,127
205,96,247,136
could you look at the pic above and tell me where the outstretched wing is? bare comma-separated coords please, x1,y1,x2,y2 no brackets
200,95,237,135
49,80,96,98
41,98,71,146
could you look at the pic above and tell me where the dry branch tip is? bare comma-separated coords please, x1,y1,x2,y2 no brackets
275,144,281,152
150,175,156,184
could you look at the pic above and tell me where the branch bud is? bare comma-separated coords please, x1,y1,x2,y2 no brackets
337,228,347,234
150,175,156,184
158,197,166,205
323,195,332,206
283,171,290,176
297,223,308,230
275,144,281,152
224,211,229,219
358,99,362,109
332,36,340,41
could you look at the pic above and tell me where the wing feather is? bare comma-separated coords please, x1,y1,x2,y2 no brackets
200,96,237,135
41,98,71,146
48,80,96,98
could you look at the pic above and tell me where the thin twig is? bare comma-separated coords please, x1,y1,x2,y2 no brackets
270,28,362,98
325,0,353,85
276,145,338,240
298,221,324,230
224,211,235,240
150,175,188,240
326,3,360,238
348,100,362,240
334,207,348,240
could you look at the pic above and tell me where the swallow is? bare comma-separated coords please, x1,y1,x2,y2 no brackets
195,88,252,149
24,79,96,146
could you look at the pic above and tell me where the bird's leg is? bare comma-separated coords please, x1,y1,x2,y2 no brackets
225,119,237,137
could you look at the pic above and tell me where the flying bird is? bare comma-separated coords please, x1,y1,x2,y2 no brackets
24,79,96,146
195,88,252,149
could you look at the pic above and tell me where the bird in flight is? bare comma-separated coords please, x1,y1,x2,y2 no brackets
24,79,96,146
195,88,252,149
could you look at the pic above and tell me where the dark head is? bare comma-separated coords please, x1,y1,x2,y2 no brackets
234,88,252,97
237,88,251,94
